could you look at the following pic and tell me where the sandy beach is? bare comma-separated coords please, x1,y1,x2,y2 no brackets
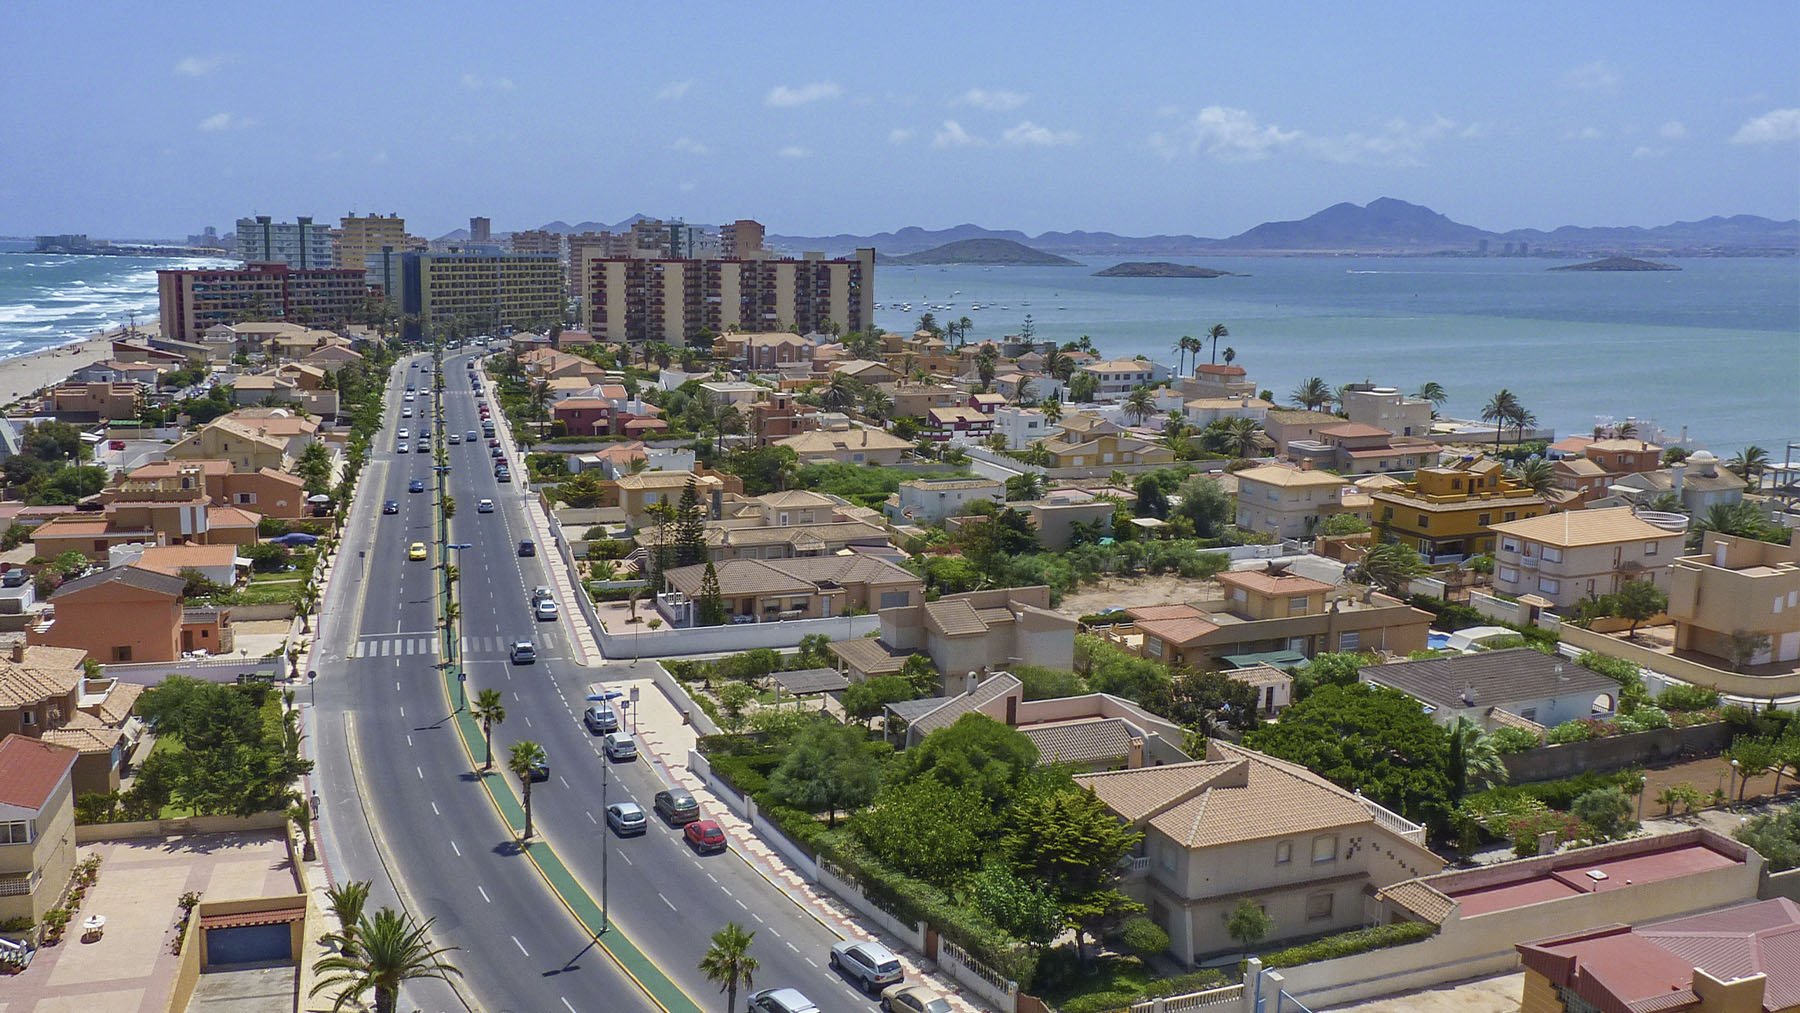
0,322,161,409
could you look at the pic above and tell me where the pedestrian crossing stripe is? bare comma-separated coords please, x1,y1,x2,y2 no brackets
347,636,439,659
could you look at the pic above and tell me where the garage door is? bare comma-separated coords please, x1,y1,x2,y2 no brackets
206,923,291,965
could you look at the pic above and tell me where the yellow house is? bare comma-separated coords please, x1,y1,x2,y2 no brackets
1040,432,1175,472
166,418,292,473
1371,456,1545,562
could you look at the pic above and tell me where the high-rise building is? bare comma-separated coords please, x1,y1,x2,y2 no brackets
509,229,564,257
364,245,406,304
469,217,492,243
235,215,335,269
158,263,368,341
565,231,627,291
335,213,408,270
398,252,564,340
720,220,766,260
579,249,873,346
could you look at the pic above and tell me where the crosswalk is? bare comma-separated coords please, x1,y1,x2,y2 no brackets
347,636,439,659
460,635,530,655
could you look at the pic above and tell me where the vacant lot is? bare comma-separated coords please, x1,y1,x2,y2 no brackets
1057,574,1207,618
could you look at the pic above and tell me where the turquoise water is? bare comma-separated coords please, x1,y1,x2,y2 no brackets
874,256,1799,454
0,244,231,358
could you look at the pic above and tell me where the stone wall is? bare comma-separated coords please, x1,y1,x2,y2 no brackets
1501,722,1730,783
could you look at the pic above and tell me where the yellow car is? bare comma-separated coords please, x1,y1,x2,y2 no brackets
408,542,428,561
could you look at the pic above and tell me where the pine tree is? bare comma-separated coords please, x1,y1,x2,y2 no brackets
697,562,726,626
675,479,707,568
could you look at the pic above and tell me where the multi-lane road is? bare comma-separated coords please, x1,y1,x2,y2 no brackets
308,348,897,1013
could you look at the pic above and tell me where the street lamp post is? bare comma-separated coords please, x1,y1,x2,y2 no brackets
446,543,472,709
1637,775,1648,821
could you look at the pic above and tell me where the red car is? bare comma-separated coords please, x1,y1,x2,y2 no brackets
684,819,727,854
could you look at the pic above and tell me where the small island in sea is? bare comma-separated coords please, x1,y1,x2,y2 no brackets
1550,256,1681,272
1094,261,1238,278
880,238,1080,266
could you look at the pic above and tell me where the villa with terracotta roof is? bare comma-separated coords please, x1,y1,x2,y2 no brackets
0,642,144,795
1488,506,1685,609
29,564,230,665
1234,465,1359,540
661,553,921,623
31,464,265,561
1371,455,1547,562
1075,739,1440,964
830,586,1076,681
1283,422,1439,476
773,426,913,466
0,734,79,924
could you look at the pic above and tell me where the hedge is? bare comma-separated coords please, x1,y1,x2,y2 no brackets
1261,921,1436,969
1464,769,1641,812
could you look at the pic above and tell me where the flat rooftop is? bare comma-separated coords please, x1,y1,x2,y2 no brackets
1444,840,1740,917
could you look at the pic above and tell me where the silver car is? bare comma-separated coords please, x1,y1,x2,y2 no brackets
605,801,646,836
602,732,636,761
830,939,903,993
748,989,820,1013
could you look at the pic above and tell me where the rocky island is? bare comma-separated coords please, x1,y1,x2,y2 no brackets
1094,261,1236,278
1550,256,1681,272
879,238,1080,266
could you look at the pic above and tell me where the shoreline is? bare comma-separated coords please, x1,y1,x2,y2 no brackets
0,323,160,410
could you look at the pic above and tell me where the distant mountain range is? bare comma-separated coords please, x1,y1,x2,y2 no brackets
767,198,1799,258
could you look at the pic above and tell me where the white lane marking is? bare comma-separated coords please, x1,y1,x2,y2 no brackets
450,839,462,856
399,706,405,718
524,716,532,727
585,811,597,824
752,913,764,924
478,885,491,903
659,892,676,912
415,766,423,779
618,851,633,867
512,935,529,956
805,957,818,968
430,801,440,816
787,941,799,952
735,899,748,910
559,776,570,789
707,873,718,883
562,999,577,1013
406,734,413,747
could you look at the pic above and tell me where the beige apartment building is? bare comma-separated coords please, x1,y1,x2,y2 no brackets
719,219,766,259
1234,465,1356,539
579,249,874,345
0,734,80,925
1670,531,1800,667
1340,384,1434,438
509,229,564,257
399,252,564,339
334,213,408,270
1488,507,1686,609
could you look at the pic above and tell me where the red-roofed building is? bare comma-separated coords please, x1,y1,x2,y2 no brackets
0,734,79,923
1285,422,1440,476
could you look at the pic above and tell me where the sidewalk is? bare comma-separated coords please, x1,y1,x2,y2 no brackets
603,668,990,1013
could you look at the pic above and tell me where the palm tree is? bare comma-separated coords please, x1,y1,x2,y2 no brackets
1512,406,1538,445
1223,417,1263,459
1040,397,1063,425
859,388,893,421
1206,323,1229,365
1358,541,1428,593
471,688,506,770
1696,501,1766,541
1222,346,1237,366
1290,377,1332,412
320,880,371,957
1509,458,1555,495
1446,716,1509,803
1043,347,1070,381
712,404,744,454
956,316,973,347
699,922,759,1013
1414,382,1448,414
1174,335,1197,376
1481,389,1522,453
311,907,463,1013
1727,445,1770,482
1123,386,1157,426
818,373,859,412
507,740,548,839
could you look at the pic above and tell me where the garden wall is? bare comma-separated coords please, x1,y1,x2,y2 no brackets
597,613,879,658
1500,722,1730,783
75,811,285,844
1558,624,1800,699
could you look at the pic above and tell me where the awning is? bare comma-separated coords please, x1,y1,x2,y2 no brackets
1220,650,1310,672
200,906,305,931
771,668,849,696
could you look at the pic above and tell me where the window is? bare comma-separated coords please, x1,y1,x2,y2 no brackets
1520,707,1538,721
1275,841,1292,865
1339,631,1361,651
1418,515,1429,528
1288,595,1310,616
1305,891,1334,921
0,820,32,846
1539,577,1561,595
1478,513,1492,526
1644,541,1659,556
1504,511,1518,522
1500,538,1520,554
1311,834,1337,864
1498,566,1520,583
1542,546,1564,563
1146,638,1163,657
20,711,34,726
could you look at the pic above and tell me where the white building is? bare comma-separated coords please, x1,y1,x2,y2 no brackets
994,405,1051,450
235,215,335,269
1078,359,1166,400
886,477,1006,524
1341,385,1434,439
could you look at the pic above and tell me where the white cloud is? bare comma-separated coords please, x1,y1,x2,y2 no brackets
460,73,515,92
1658,120,1688,140
174,55,226,77
1001,121,1080,147
777,145,812,159
1632,145,1666,159
678,181,697,192
657,79,695,101
765,81,841,107
954,88,1028,111
887,128,916,145
932,120,982,148
1152,107,1474,166
1731,108,1800,144
1162,106,1301,161
1564,125,1604,141
197,112,257,132
1561,60,1621,94
670,137,711,156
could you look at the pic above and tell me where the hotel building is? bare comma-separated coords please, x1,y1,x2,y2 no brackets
579,248,873,346
158,263,367,342
235,215,334,269
335,213,408,271
398,252,564,339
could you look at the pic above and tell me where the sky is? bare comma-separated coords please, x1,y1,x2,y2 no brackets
3,2,1797,240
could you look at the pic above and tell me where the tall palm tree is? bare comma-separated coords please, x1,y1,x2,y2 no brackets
471,688,506,770
956,316,973,347
1512,406,1538,445
311,907,462,1013
320,880,371,957
818,373,860,412
712,404,744,453
1414,381,1448,414
1123,386,1157,426
699,922,759,1013
1509,458,1555,495
1358,541,1428,593
1207,323,1229,365
1043,347,1070,381
1222,346,1237,366
859,388,893,421
1446,716,1509,802
1040,397,1063,425
1290,377,1332,412
1727,445,1770,482
1696,501,1765,541
1223,417,1263,459
507,740,548,839
1481,389,1521,453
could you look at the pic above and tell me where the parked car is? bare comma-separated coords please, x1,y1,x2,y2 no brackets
495,467,511,483
531,585,553,602
477,499,494,513
409,479,425,493
268,532,318,547
582,704,619,734
654,788,700,825
491,447,505,459
684,819,727,854
518,539,535,557
747,989,821,1013
509,641,537,664
881,985,951,1013
606,801,647,836
729,614,756,625
534,598,558,620
830,940,904,994
407,542,427,561
383,500,399,514
602,732,637,761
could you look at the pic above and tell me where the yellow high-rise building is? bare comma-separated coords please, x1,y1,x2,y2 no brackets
335,213,408,270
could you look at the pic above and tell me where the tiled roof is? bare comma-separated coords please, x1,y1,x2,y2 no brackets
1076,760,1234,822
1265,410,1339,425
759,490,837,509
827,637,911,675
207,506,262,528
41,712,124,755
616,470,710,490
1616,468,1747,495
1318,423,1393,439
0,644,87,708
1489,507,1682,546
1216,568,1334,597
665,559,813,598
0,734,78,809
52,564,187,601
1235,465,1348,489
1588,439,1664,453
1134,614,1220,647
134,544,238,574
1376,880,1457,925
92,681,145,725
1023,718,1134,766
1360,648,1617,711
1555,457,1609,477
774,428,914,455
923,598,989,637
906,673,1023,738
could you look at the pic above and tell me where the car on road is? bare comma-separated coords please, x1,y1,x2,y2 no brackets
830,940,904,994
403,392,416,403
408,479,425,493
517,539,535,557
383,500,399,514
534,598,558,621
466,430,479,441
654,789,700,825
531,585,553,602
602,732,637,761
407,542,427,561
488,438,501,448
395,442,409,453
685,819,727,854
747,988,821,1013
477,498,494,513
495,467,511,483
606,801,647,836
525,755,549,782
491,447,505,459
509,640,537,664
448,433,461,444
414,441,428,454
582,704,619,734
881,985,951,1013
402,406,413,418
397,427,411,440
405,383,415,392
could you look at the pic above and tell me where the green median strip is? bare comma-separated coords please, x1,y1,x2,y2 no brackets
444,669,703,1013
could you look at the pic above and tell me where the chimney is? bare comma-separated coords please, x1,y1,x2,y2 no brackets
1241,394,1250,407
1670,463,1686,495
10,641,25,663
964,671,981,695
710,488,723,521
1127,737,1146,769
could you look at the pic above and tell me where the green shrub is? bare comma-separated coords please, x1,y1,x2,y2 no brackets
1464,769,1641,812
1059,992,1141,1013
1658,683,1722,712
1261,922,1436,968
1576,651,1640,682
1546,720,1595,744
1616,706,1670,732
1488,726,1542,754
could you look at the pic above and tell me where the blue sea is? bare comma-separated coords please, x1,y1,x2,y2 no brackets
875,256,1800,455
0,240,230,358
